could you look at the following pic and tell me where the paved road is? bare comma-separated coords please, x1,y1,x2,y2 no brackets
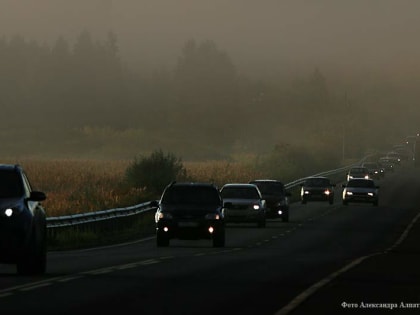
0,163,419,315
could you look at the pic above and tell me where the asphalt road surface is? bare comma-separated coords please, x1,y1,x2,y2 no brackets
1,163,419,315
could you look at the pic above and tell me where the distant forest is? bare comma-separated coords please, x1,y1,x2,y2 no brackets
0,31,414,160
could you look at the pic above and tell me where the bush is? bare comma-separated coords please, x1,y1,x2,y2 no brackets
125,149,188,198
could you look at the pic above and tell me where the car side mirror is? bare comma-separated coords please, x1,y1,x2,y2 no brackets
29,191,46,201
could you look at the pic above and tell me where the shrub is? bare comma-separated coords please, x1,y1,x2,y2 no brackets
125,149,188,198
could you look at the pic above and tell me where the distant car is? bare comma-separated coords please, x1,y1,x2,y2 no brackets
342,179,379,206
362,162,383,179
220,183,266,228
0,164,47,275
249,179,291,222
153,182,225,247
378,157,395,172
346,166,370,181
386,152,401,165
300,176,335,205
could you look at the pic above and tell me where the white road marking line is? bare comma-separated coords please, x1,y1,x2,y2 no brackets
57,276,84,282
274,210,420,315
20,282,53,291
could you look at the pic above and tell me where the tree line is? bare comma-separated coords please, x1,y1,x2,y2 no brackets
0,30,403,162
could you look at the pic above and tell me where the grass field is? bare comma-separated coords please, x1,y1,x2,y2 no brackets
7,158,264,217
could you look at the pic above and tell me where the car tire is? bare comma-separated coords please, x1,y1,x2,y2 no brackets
213,229,225,247
17,217,47,275
156,231,169,247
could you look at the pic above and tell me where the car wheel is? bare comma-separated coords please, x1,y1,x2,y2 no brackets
156,231,169,247
213,229,225,247
17,217,47,275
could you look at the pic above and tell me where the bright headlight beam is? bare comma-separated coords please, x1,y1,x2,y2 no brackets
5,208,13,217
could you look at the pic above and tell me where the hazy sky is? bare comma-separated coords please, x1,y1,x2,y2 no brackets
1,0,419,74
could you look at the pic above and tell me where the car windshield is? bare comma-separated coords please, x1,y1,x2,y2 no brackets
350,168,368,174
251,182,284,195
347,180,375,188
304,178,330,186
161,186,221,206
0,170,24,198
221,187,260,199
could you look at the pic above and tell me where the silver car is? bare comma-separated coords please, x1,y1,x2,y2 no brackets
220,183,266,228
342,179,379,206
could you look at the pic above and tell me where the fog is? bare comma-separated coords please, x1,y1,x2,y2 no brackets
2,0,420,71
0,0,419,160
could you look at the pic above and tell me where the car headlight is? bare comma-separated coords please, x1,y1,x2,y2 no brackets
156,212,173,221
368,192,375,197
205,213,221,220
346,191,353,196
253,204,260,210
304,190,310,195
1,207,20,218
324,190,331,195
364,175,369,179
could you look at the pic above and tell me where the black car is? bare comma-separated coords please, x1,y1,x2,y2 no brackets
300,176,336,205
0,164,47,275
153,182,225,247
249,179,291,222
362,162,383,179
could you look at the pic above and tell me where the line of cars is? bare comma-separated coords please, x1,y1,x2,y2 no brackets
153,150,410,248
153,179,291,247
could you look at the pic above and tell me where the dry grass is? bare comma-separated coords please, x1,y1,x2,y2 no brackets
4,158,261,217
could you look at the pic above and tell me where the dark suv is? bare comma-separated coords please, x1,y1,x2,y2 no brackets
153,182,225,247
249,179,291,222
0,164,47,275
300,176,335,205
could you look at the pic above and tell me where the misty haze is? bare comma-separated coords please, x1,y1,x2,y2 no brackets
0,0,419,163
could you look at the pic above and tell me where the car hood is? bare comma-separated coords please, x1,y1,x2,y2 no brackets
223,198,262,205
160,204,222,215
345,187,378,193
0,197,24,210
302,186,331,190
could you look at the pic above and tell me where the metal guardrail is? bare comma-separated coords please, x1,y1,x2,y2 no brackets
47,201,156,229
46,159,366,230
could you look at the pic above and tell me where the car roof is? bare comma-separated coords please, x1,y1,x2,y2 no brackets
0,164,22,172
250,179,283,183
222,183,258,188
166,182,219,189
349,166,368,171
